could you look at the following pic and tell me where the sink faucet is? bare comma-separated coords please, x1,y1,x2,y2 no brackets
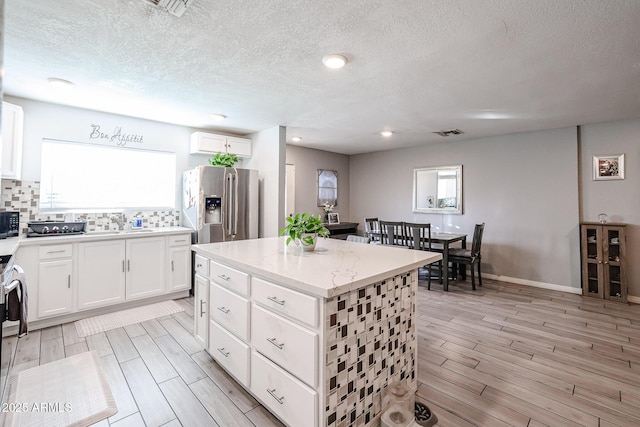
110,213,124,230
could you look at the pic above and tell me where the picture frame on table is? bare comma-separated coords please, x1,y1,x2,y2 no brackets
328,213,340,224
593,154,625,180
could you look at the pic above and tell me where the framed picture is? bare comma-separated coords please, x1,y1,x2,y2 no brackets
328,212,340,224
593,154,625,180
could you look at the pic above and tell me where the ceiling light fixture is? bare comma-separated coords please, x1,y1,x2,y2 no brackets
322,54,347,69
380,130,393,137
210,114,227,121
291,137,302,142
47,77,75,87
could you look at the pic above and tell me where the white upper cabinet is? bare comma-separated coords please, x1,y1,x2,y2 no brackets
1,102,24,179
190,132,252,157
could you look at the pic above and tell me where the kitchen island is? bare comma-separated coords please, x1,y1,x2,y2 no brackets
192,236,441,427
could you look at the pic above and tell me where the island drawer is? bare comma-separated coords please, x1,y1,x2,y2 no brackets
210,283,250,341
39,244,73,260
251,351,317,427
168,234,190,246
210,261,250,296
194,254,209,276
209,320,250,386
251,304,318,388
252,278,318,328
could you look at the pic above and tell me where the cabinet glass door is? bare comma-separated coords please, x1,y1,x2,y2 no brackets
582,224,603,298
604,227,624,300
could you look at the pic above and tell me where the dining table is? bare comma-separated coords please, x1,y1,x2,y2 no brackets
430,233,467,291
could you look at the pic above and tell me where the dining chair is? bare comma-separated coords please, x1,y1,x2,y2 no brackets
346,235,371,244
448,223,485,290
404,222,442,288
364,217,381,242
379,221,405,246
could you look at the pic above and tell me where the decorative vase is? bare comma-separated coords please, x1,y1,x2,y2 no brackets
295,233,317,251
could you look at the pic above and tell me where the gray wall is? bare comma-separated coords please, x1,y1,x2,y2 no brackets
286,145,350,221
350,127,581,291
580,118,640,297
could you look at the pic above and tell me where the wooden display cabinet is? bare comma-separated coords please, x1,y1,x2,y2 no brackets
580,222,627,302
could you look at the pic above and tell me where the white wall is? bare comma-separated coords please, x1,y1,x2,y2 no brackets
245,126,286,237
285,145,350,221
350,127,581,290
580,118,640,297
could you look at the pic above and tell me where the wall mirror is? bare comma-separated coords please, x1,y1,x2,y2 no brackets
413,165,462,214
317,169,338,207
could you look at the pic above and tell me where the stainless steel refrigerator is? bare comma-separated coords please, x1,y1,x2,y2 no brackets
182,165,259,243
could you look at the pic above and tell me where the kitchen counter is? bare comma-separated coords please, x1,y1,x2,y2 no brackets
17,226,192,246
192,236,440,298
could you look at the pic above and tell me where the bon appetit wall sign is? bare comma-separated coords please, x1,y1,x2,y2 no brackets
89,124,144,146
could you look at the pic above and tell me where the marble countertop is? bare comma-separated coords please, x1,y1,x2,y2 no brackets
192,236,442,298
1,226,192,253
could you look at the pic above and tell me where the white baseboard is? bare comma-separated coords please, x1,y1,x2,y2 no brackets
483,273,582,295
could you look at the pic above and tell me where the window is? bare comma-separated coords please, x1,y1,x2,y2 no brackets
40,139,176,211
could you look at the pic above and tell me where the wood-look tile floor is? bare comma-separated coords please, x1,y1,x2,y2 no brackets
4,278,640,426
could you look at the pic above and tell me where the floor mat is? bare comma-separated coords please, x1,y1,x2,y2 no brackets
74,300,185,337
6,351,117,427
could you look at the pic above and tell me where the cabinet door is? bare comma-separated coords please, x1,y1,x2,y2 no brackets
38,259,73,318
225,136,252,157
77,240,126,310
169,246,191,292
581,224,603,298
1,102,24,179
126,236,166,300
603,226,626,301
194,274,209,348
190,132,227,154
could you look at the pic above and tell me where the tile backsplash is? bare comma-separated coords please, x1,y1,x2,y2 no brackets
1,179,180,235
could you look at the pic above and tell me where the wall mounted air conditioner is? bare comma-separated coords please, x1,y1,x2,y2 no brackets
140,0,193,17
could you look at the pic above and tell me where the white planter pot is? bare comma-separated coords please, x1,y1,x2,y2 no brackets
295,233,317,251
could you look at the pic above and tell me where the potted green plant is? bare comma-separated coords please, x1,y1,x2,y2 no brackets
209,152,239,167
280,213,330,251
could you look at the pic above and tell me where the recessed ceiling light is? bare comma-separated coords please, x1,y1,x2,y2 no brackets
380,130,393,137
211,114,227,121
322,54,347,69
47,77,74,87
291,136,302,142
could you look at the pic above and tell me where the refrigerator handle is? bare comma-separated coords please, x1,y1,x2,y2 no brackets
227,173,233,236
234,172,239,235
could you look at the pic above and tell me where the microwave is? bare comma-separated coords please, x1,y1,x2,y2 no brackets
0,212,19,239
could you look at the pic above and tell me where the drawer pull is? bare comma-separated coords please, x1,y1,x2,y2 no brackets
267,296,285,305
267,337,285,350
218,274,231,281
267,388,285,405
175,239,187,243
217,306,230,314
199,300,206,316
196,263,203,268
47,249,66,254
217,347,230,357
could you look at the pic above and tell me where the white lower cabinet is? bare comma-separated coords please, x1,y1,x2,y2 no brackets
38,258,73,318
209,320,250,385
77,240,127,310
251,351,317,427
168,234,191,292
125,236,166,300
194,274,209,348
195,257,320,427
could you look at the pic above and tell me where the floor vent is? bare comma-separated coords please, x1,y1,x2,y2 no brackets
433,129,464,137
140,0,193,17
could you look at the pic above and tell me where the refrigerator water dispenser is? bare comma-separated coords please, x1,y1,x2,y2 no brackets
205,197,222,224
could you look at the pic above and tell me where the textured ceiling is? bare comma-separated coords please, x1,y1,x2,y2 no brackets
4,0,640,155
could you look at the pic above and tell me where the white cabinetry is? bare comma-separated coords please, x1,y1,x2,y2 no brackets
38,244,73,318
126,236,166,300
1,101,24,179
167,234,191,292
194,254,209,348
190,132,252,157
77,240,127,310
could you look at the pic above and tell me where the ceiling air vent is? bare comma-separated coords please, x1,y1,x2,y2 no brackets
140,0,193,17
433,129,464,137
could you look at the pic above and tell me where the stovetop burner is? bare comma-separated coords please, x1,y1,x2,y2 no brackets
27,220,87,237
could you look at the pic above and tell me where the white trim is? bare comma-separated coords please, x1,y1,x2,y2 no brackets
483,273,582,294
